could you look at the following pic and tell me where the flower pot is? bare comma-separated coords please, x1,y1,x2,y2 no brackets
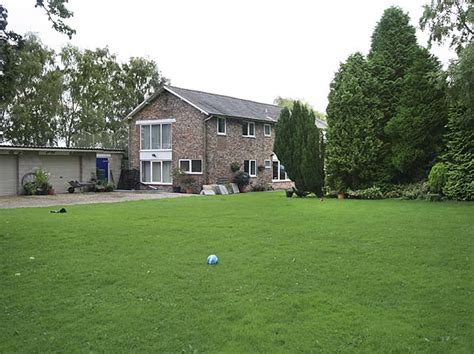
48,188,56,195
337,192,345,199
172,186,181,193
185,187,193,194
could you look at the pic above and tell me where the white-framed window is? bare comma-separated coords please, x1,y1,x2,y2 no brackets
244,160,257,177
141,160,172,184
217,117,226,135
179,159,203,174
140,123,172,150
264,124,271,137
264,159,271,169
242,121,255,137
272,160,290,181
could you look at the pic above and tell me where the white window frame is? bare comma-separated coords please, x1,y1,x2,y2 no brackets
264,124,271,137
217,117,226,135
141,160,172,185
272,160,290,182
242,121,255,138
179,159,203,175
140,123,172,151
244,159,257,177
264,159,271,169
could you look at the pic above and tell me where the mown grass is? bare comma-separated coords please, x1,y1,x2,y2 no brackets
0,193,472,352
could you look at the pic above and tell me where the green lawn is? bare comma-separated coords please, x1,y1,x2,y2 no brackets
0,193,472,352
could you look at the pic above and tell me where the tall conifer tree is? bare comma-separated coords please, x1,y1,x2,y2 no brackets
274,102,324,196
326,53,384,191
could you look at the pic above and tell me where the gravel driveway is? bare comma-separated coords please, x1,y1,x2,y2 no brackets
0,191,195,209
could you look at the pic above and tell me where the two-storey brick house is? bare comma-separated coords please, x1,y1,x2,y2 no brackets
126,86,295,191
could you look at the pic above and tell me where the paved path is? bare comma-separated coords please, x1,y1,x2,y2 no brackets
0,191,195,209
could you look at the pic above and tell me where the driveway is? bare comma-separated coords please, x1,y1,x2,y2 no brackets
0,191,195,209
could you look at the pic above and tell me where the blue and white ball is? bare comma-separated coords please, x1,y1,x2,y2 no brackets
207,254,219,265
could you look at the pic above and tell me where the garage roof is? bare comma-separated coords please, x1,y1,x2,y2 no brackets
0,145,124,154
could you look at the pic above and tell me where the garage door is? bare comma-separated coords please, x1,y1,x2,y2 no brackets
41,155,80,193
0,155,18,196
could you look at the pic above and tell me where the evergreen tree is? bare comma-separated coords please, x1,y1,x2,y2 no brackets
385,48,448,182
326,53,384,191
274,101,324,196
443,43,474,200
368,7,419,180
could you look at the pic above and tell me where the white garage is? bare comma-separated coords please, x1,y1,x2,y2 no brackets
0,155,18,196
0,146,124,196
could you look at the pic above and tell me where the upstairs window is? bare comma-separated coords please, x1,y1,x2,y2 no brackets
179,159,203,174
140,123,172,150
244,160,257,177
264,124,271,137
242,121,255,137
217,117,226,135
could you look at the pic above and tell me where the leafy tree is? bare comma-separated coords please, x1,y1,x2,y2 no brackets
442,43,474,200
420,0,473,53
35,0,75,38
368,7,419,179
274,101,324,196
2,34,61,146
109,57,167,148
326,53,384,191
59,47,167,148
58,46,119,147
385,48,448,182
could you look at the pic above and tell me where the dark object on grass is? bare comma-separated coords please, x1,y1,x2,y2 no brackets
285,189,294,198
50,208,67,213
292,187,310,198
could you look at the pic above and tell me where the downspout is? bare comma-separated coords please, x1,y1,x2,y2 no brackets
203,114,214,184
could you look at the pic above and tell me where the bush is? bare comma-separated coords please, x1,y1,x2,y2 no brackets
232,171,250,191
105,182,115,192
250,183,272,192
428,162,448,194
382,182,430,200
347,186,383,199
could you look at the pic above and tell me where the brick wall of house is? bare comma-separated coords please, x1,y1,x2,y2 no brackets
205,117,274,188
128,91,207,192
128,91,279,192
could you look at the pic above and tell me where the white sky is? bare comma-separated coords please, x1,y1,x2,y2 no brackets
4,0,456,113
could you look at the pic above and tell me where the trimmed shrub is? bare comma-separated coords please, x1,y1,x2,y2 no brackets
428,162,448,194
232,171,250,191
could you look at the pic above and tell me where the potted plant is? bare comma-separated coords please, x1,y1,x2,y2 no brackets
232,171,250,192
172,168,196,194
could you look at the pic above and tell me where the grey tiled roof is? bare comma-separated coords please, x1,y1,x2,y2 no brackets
166,86,281,122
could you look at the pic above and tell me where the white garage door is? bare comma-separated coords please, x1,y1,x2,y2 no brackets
0,155,18,196
41,155,81,193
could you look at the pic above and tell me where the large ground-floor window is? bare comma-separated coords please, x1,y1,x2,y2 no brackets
272,160,289,181
141,160,172,184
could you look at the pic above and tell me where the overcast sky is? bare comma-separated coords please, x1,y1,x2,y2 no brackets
4,0,455,113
